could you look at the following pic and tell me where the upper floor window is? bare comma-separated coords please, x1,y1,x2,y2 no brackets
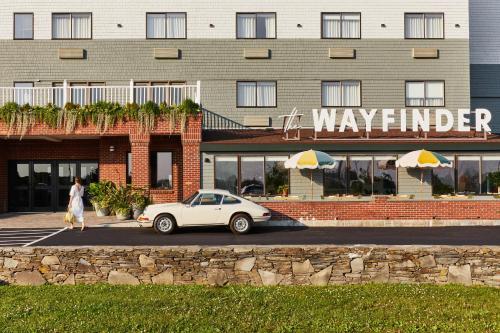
237,13,276,39
322,13,361,39
322,81,361,107
146,13,186,39
237,81,276,107
405,13,444,39
52,13,92,39
406,81,445,107
14,13,33,40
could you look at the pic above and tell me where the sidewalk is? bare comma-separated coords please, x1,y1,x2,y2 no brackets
0,212,139,229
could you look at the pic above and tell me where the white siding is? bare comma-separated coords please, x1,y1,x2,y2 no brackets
0,0,469,40
470,0,500,64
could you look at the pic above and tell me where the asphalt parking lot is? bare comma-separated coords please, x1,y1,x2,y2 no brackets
17,226,500,247
0,228,66,247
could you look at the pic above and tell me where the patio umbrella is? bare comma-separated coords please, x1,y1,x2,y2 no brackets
396,149,452,184
284,150,337,197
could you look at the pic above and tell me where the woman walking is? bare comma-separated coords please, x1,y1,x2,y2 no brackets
68,176,85,231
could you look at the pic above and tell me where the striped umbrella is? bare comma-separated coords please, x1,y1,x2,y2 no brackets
285,150,337,197
396,149,452,185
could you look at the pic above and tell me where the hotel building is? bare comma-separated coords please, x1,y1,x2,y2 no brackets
0,0,499,221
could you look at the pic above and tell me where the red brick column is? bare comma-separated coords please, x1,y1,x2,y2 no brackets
129,133,151,189
181,116,202,200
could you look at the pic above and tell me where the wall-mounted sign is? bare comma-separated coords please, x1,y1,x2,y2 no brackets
311,108,492,133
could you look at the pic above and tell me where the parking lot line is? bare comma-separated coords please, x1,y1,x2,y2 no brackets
23,228,67,247
0,228,67,247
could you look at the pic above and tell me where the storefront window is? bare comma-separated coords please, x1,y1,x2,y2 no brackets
349,157,372,195
215,156,238,194
457,156,480,194
482,156,500,194
373,156,397,195
240,157,264,196
150,152,173,189
324,156,348,196
265,156,289,196
432,156,454,195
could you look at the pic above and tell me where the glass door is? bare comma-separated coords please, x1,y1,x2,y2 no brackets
8,162,30,211
57,163,76,210
32,163,53,211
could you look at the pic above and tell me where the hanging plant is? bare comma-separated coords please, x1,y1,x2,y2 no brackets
16,104,36,138
138,101,159,133
176,99,201,133
88,101,123,134
159,103,176,132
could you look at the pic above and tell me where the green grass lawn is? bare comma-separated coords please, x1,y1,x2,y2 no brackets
0,284,498,333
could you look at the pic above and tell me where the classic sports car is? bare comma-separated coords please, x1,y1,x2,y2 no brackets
137,189,271,234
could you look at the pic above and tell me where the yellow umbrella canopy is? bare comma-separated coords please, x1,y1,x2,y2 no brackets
396,149,453,185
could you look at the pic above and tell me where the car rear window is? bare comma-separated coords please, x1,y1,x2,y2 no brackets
223,196,240,205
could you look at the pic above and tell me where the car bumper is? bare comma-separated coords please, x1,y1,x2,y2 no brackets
137,215,153,228
252,215,272,223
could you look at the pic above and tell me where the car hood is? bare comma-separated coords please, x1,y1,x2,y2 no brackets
147,203,183,210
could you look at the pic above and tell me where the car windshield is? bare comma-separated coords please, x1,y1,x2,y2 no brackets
182,192,199,205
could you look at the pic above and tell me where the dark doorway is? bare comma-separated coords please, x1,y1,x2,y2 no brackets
8,160,98,212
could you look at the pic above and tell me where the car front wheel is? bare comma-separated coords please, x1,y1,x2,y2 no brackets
154,214,177,235
229,214,252,235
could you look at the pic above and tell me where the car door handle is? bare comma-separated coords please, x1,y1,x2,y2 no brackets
215,207,221,210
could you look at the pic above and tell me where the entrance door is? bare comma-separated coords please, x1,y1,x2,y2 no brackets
8,161,99,212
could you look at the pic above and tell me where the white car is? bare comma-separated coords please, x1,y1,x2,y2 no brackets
137,189,271,234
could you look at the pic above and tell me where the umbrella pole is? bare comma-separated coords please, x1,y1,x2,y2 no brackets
311,169,313,199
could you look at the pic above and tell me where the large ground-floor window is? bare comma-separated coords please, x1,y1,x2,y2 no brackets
324,155,397,196
214,155,289,196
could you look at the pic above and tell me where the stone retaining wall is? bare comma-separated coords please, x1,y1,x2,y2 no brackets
0,246,498,287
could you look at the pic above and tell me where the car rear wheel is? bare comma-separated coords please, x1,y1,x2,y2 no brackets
229,214,252,234
154,214,177,235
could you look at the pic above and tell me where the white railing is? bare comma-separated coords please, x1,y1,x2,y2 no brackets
0,80,201,107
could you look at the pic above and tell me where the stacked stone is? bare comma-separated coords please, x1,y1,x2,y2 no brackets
0,246,498,287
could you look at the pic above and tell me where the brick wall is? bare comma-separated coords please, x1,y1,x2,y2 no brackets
262,196,500,221
181,116,202,200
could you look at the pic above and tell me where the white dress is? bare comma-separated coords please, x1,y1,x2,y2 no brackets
69,184,85,223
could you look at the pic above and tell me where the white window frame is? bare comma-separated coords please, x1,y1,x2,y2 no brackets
52,13,92,40
146,12,187,39
236,13,276,39
321,12,361,39
237,81,277,108
405,81,445,107
321,81,361,107
404,13,444,39
14,13,34,40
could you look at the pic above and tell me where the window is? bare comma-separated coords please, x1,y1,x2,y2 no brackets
214,155,290,197
406,81,444,107
349,157,373,196
14,82,34,105
237,81,276,107
14,13,33,40
126,153,132,184
150,152,173,189
134,82,186,105
192,193,223,206
482,156,500,194
405,13,444,39
322,81,361,107
373,156,397,195
265,156,289,196
215,156,238,194
146,13,186,39
322,13,361,39
240,157,264,196
432,156,455,195
223,196,241,205
68,82,105,105
52,13,92,39
324,156,348,196
237,13,276,39
457,156,480,194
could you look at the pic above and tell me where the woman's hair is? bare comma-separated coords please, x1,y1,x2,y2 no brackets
74,176,82,184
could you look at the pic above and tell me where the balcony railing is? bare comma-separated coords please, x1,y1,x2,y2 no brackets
0,80,201,107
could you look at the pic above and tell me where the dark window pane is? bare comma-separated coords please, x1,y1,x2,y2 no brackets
215,156,238,194
432,157,455,195
81,163,99,186
481,157,500,194
324,157,348,196
151,152,172,189
240,157,264,196
222,196,240,205
373,157,397,195
265,156,288,196
33,164,51,186
10,189,29,208
58,163,76,186
33,189,51,208
456,157,480,194
13,163,30,186
193,193,223,206
348,158,372,196
126,153,132,184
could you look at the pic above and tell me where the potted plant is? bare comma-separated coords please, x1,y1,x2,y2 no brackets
110,185,133,221
277,184,289,197
488,171,500,194
131,189,151,220
87,181,115,217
